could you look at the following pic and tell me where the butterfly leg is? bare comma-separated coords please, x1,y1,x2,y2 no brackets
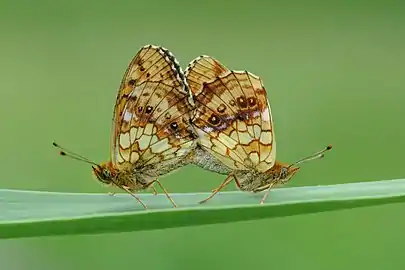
153,180,177,208
121,186,148,209
233,176,242,189
259,181,277,205
144,179,159,195
150,185,158,195
252,183,273,193
108,192,116,196
199,173,235,204
211,176,241,192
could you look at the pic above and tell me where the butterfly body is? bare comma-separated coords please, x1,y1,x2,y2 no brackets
93,162,139,190
230,161,299,192
187,146,232,175
93,161,159,192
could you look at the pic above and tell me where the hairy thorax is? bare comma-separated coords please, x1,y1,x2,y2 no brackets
112,166,148,192
233,170,278,191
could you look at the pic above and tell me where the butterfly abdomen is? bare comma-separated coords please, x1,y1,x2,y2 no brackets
189,146,232,175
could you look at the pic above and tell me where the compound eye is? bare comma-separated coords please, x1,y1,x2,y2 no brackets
103,170,111,178
280,168,288,178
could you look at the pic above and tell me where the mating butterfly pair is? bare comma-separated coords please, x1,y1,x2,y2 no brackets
53,45,331,209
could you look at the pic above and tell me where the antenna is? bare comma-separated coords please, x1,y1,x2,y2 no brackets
288,144,332,169
52,142,99,166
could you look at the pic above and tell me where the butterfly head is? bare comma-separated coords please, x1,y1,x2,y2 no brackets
260,161,300,187
92,161,116,185
274,144,333,184
275,162,300,183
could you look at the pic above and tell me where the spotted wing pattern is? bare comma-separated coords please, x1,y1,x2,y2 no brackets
110,45,196,169
185,55,229,96
193,70,276,173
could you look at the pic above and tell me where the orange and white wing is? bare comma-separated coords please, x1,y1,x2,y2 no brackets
185,55,229,96
193,70,276,172
111,45,196,168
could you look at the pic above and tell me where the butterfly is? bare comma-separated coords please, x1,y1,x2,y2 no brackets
184,55,332,204
53,45,197,209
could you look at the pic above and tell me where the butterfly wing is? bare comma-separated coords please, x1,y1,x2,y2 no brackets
185,55,229,96
111,45,196,171
193,70,276,173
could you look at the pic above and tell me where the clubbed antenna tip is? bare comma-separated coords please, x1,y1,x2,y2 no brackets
52,141,98,166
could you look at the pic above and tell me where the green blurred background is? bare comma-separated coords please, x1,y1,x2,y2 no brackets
1,0,404,269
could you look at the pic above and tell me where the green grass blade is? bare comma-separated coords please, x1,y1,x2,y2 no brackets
1,179,405,239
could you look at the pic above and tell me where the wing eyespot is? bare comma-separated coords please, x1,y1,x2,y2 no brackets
170,122,178,130
237,96,247,108
145,106,153,114
208,114,221,126
248,97,257,107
